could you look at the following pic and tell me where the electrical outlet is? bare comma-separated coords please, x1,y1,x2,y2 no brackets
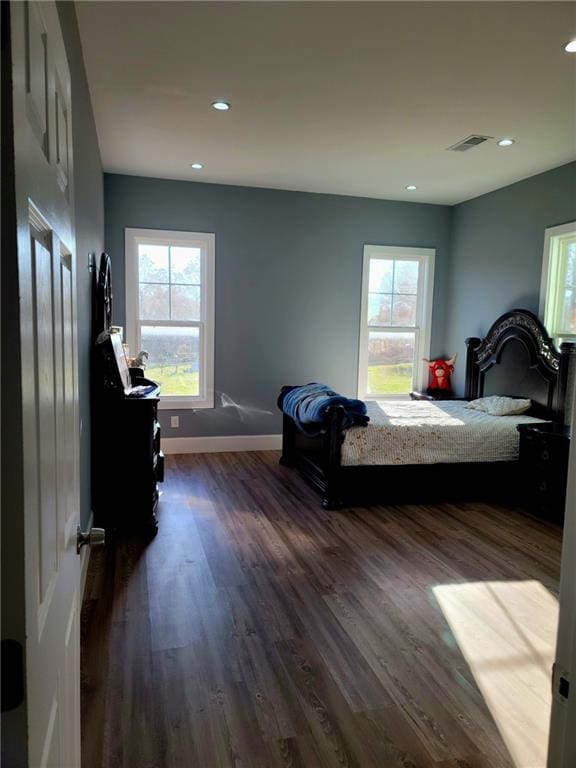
171,416,179,428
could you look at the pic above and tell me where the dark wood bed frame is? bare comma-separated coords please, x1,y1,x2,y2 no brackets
280,309,576,509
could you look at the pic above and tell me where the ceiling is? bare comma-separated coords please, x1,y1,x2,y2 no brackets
76,1,576,205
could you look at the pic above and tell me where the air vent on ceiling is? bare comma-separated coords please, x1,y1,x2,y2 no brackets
447,135,493,152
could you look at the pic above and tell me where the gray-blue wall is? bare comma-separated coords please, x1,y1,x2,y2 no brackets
58,2,105,527
445,163,576,394
104,174,452,437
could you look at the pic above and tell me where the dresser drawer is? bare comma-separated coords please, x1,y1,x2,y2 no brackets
519,432,568,466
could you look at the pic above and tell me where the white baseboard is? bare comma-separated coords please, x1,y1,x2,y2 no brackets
161,434,282,455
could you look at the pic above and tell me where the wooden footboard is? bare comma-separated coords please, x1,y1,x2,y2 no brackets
279,409,524,509
280,405,348,509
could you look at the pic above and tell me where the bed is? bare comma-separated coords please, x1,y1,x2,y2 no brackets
279,309,575,509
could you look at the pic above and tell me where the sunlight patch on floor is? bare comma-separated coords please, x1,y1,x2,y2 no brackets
433,580,558,768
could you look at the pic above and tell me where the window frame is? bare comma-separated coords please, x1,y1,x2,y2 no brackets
540,221,576,343
125,227,215,410
358,244,435,400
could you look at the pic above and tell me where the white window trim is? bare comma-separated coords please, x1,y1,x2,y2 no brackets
358,244,435,400
540,221,576,341
125,227,215,410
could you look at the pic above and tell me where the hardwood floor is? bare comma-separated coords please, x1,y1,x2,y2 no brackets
81,452,562,768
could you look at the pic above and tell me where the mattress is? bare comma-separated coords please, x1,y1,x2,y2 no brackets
341,399,544,466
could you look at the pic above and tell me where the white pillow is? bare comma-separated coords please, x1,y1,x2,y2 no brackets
464,396,531,416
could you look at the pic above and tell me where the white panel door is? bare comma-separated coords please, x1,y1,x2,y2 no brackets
25,219,81,768
10,2,82,765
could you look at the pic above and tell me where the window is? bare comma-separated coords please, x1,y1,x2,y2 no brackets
540,222,576,342
358,245,435,398
125,228,215,409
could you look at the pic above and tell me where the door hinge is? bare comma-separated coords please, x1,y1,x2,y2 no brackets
552,662,571,704
1,639,24,712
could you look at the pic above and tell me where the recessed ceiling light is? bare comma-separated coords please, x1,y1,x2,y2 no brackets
212,100,231,111
564,39,576,53
497,138,515,147
406,185,418,191
190,163,203,170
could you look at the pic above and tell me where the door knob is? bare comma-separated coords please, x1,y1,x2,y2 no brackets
76,525,105,555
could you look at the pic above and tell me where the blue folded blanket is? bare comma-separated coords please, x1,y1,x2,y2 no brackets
278,383,369,436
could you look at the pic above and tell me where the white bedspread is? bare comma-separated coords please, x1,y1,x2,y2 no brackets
341,399,543,466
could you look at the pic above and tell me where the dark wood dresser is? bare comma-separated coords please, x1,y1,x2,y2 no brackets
517,421,569,522
92,385,164,535
90,254,164,534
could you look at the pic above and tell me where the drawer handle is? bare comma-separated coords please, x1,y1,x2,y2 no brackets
541,450,550,461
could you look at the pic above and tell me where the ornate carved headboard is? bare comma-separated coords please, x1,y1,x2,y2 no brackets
464,309,576,422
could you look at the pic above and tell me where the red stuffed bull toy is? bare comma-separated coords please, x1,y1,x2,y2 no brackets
423,354,457,398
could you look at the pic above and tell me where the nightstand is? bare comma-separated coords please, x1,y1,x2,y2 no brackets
517,422,569,522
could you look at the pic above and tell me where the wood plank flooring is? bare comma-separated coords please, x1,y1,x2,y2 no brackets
81,452,562,768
